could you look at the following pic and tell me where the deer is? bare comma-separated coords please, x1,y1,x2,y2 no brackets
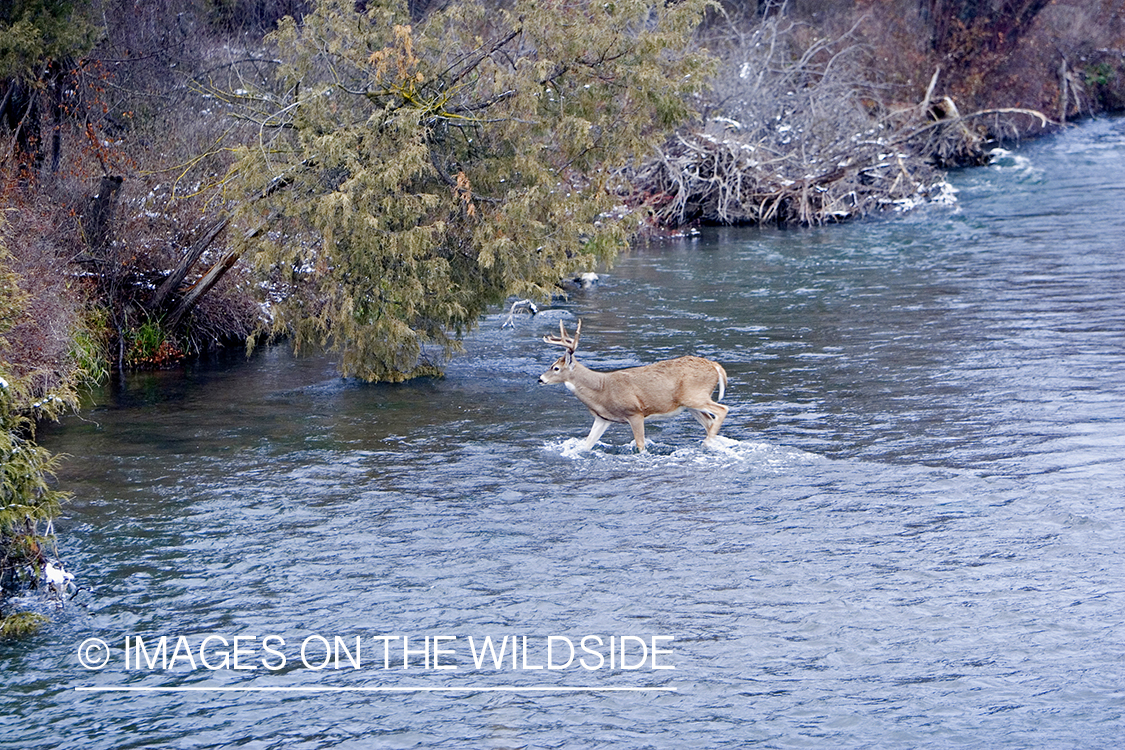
538,320,729,452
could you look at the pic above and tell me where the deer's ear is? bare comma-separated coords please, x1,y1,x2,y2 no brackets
564,350,574,367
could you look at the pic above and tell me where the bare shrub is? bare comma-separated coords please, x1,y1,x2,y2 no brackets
631,11,949,226
42,21,272,367
0,184,96,397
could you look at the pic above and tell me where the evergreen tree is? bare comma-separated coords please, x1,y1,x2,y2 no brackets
0,237,72,632
1,0,96,171
0,0,92,81
225,0,713,381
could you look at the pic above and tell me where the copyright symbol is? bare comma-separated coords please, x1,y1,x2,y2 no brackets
78,638,111,670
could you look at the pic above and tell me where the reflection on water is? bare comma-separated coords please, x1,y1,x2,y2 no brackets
4,118,1125,748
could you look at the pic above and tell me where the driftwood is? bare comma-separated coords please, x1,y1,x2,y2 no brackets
501,298,538,328
166,250,240,329
899,105,1053,168
630,105,970,227
632,103,1050,228
633,132,931,226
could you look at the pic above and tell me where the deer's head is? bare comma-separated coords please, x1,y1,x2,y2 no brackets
539,320,581,385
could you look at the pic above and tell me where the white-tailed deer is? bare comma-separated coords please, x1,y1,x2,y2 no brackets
539,320,729,452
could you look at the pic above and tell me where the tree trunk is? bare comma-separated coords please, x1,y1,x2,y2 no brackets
165,251,240,330
81,175,125,253
164,218,269,330
148,217,230,314
48,62,66,175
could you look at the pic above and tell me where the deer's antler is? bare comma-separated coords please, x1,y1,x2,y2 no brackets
543,319,581,353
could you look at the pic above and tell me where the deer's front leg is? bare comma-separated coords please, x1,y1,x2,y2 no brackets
627,414,647,452
582,416,613,451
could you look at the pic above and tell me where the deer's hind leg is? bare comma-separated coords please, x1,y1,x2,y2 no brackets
689,402,729,445
627,414,648,452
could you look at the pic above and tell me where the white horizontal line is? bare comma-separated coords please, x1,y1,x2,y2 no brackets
75,686,675,693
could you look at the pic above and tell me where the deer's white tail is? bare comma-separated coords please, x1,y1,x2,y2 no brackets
715,362,727,403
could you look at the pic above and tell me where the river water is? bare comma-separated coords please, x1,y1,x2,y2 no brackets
4,118,1124,748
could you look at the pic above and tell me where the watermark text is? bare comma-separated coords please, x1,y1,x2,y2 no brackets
77,634,676,673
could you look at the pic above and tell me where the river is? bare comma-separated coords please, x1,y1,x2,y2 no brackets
3,117,1124,748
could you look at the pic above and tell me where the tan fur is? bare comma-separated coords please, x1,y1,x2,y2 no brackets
539,321,729,451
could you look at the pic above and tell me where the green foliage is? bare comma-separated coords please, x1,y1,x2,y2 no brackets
130,320,164,361
0,0,96,79
68,306,109,384
1,239,70,602
0,610,48,638
1085,61,1115,89
225,0,714,381
0,249,26,339
125,319,183,369
0,381,65,532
